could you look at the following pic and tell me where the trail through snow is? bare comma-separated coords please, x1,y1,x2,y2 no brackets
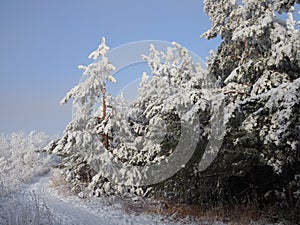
23,173,191,225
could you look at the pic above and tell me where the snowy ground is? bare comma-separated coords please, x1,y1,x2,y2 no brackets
25,174,188,225
1,171,229,225
0,132,280,225
0,132,228,225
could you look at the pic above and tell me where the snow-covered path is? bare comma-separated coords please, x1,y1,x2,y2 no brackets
28,176,111,225
25,174,185,225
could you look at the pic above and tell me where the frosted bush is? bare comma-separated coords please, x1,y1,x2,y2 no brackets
0,132,61,225
0,131,54,193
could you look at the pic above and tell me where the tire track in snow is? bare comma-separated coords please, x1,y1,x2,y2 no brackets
28,176,115,225
25,175,176,225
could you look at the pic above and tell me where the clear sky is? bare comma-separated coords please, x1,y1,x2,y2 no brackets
0,0,220,135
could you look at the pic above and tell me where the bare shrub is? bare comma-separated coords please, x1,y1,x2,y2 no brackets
128,197,267,225
49,169,73,196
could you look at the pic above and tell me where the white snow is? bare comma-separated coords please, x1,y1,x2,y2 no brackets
25,174,179,225
0,132,226,225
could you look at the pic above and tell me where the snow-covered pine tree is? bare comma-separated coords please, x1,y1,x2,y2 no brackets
64,42,211,197
201,0,300,207
110,42,209,167
45,38,117,192
60,37,116,149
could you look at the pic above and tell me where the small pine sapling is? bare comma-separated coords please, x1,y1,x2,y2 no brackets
60,37,116,149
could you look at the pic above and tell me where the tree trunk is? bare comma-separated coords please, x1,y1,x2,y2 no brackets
101,85,109,149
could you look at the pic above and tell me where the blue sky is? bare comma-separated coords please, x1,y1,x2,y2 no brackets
0,0,220,135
